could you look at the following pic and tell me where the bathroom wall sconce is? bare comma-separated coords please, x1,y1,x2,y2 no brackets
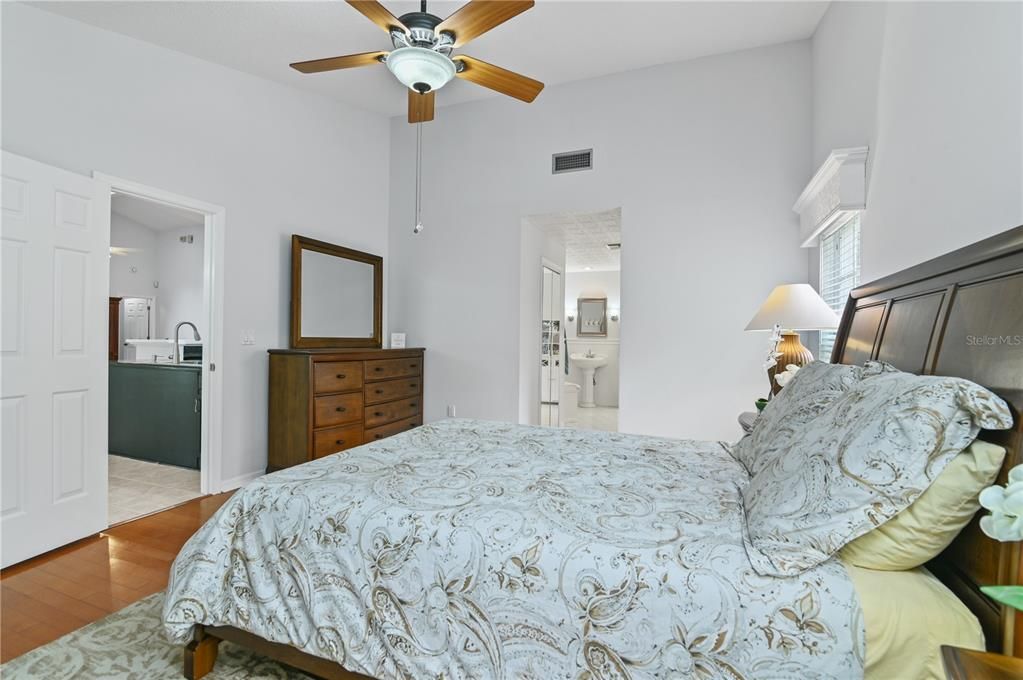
609,309,620,322
566,308,576,322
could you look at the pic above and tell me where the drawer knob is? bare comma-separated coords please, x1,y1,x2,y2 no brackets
410,383,418,388
336,374,346,379
410,403,417,408
376,389,383,395
335,406,346,412
410,363,418,368
335,439,345,445
374,411,383,417
374,434,383,440
374,367,383,372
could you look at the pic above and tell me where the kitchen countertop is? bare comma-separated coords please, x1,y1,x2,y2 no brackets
111,361,200,372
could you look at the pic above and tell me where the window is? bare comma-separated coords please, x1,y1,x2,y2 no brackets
818,214,861,361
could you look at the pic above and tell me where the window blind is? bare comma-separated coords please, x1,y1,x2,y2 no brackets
819,215,861,361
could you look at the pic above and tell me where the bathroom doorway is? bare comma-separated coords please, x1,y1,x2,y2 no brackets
525,208,621,432
101,175,224,526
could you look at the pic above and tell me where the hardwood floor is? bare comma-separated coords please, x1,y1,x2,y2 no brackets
0,491,233,663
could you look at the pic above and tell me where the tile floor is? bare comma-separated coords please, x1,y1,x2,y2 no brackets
108,455,202,526
570,406,619,432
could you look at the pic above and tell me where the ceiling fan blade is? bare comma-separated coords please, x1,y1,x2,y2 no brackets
408,90,435,124
435,1,534,48
346,0,409,34
453,56,544,103
290,51,388,74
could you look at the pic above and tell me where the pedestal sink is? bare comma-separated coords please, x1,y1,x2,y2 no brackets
569,353,607,408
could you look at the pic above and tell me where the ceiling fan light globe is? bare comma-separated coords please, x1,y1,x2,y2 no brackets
386,47,455,93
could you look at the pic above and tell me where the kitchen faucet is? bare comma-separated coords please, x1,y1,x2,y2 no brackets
173,321,201,365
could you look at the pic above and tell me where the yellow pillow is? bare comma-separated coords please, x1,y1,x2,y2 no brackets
839,440,1006,570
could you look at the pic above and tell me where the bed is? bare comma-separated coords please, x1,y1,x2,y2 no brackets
164,224,1023,679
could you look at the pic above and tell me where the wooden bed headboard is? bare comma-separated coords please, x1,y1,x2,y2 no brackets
831,224,1023,656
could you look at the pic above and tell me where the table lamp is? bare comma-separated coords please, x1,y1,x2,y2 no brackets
745,283,840,394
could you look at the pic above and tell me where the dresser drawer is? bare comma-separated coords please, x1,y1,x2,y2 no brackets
312,424,362,458
365,414,422,442
365,377,421,405
313,361,363,394
364,395,421,429
365,357,422,382
313,393,363,428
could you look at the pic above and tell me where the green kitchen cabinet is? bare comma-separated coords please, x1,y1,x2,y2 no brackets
109,362,201,469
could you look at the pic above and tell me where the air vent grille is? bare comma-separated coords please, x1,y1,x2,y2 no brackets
552,149,593,174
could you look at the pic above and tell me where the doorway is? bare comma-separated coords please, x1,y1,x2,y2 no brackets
526,208,622,432
99,174,225,526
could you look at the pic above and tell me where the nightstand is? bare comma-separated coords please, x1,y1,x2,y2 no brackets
941,645,1023,680
738,411,758,434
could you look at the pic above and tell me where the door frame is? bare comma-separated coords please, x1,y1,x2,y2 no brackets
95,173,225,496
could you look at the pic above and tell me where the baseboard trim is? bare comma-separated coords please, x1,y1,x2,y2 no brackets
218,470,264,493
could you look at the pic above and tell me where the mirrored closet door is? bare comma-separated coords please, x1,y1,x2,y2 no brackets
540,265,562,427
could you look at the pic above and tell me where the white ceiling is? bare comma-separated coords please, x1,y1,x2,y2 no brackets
529,207,621,272
112,192,205,232
35,1,828,117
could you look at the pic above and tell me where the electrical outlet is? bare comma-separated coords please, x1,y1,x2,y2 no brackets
241,331,255,346
447,405,456,418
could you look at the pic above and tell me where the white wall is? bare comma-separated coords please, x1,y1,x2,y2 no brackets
564,270,620,407
517,221,566,425
2,4,391,485
389,41,812,441
155,227,205,339
109,213,158,300
811,1,1023,284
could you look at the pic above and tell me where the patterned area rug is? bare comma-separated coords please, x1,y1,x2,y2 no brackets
1,593,308,679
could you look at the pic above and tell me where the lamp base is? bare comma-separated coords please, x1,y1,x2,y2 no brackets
767,330,815,395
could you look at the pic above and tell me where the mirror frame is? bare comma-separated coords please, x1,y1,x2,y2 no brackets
290,235,383,349
577,297,608,337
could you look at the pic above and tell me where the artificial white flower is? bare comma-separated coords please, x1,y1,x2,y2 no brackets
774,364,801,388
763,324,783,370
979,464,1023,542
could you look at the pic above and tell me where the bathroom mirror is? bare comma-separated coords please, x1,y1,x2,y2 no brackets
577,297,608,337
290,235,382,348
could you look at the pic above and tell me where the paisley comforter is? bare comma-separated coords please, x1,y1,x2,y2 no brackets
163,419,864,679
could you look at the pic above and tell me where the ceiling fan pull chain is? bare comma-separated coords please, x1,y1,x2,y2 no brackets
413,122,424,234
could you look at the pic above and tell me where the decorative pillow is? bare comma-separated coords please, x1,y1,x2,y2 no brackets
839,440,1006,570
743,364,1013,577
731,361,864,475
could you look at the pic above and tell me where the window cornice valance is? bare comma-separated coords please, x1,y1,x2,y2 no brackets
793,146,868,247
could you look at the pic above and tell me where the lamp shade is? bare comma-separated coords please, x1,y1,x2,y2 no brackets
386,47,456,93
745,283,840,331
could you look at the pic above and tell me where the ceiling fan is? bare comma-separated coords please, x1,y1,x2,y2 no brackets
290,0,544,124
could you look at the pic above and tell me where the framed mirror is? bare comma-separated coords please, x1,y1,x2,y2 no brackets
577,297,608,337
290,235,382,348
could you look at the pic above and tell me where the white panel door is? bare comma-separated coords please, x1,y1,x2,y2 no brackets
123,297,149,340
1,151,109,568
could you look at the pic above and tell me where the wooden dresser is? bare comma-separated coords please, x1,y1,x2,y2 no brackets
267,347,424,472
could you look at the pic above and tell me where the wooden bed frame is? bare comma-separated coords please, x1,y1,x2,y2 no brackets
184,224,1023,678
830,224,1023,657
